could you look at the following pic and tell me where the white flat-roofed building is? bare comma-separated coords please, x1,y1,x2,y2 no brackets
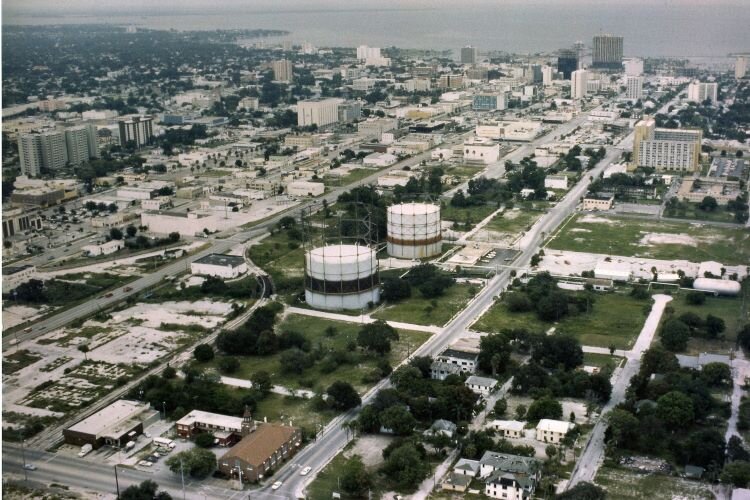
626,76,644,100
287,181,325,197
378,170,415,188
175,409,245,446
535,419,574,444
475,120,542,142
362,152,398,167
595,260,632,282
544,175,568,190
141,197,173,210
116,186,158,201
191,253,248,279
437,348,478,374
463,137,500,164
82,239,125,257
2,265,36,294
489,420,526,439
687,81,718,103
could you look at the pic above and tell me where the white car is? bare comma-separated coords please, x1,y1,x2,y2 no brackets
300,466,312,476
271,481,283,490
138,460,153,467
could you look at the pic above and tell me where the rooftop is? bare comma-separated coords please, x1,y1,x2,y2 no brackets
439,348,479,361
536,419,574,434
175,410,244,431
465,375,498,387
193,253,247,268
480,451,539,475
66,400,149,439
220,423,299,467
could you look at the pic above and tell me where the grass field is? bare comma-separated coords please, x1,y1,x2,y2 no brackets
664,200,738,224
548,213,750,265
483,208,544,238
664,289,748,355
595,466,713,499
583,352,624,371
324,168,376,187
473,292,652,349
253,393,338,432
207,314,431,394
247,231,306,277
372,283,479,326
441,203,499,228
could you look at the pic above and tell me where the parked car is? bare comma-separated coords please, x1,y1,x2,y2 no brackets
300,466,312,476
271,481,283,490
138,460,153,467
23,464,37,471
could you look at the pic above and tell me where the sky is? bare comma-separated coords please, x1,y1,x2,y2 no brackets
4,0,748,14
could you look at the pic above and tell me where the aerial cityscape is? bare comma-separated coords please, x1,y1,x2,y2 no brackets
1,1,749,499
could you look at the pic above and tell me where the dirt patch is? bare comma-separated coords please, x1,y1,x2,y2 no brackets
569,228,592,233
345,434,395,467
638,232,697,246
579,215,617,224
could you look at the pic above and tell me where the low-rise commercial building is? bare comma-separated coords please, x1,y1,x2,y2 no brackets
436,348,478,374
463,137,500,164
191,253,248,279
287,181,325,197
82,239,125,257
175,410,245,446
2,207,43,238
63,400,153,449
582,195,614,211
2,265,36,294
489,420,525,439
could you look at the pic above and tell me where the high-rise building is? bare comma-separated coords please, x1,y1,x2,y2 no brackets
736,56,748,79
686,81,718,103
571,70,588,100
356,45,391,66
64,124,99,166
542,66,554,86
633,117,702,172
472,93,508,111
461,46,478,64
337,101,362,123
557,49,578,79
118,116,154,149
466,67,489,81
272,59,293,83
531,65,543,84
592,34,624,70
18,130,68,176
297,98,344,127
623,58,644,76
438,74,464,89
626,76,644,100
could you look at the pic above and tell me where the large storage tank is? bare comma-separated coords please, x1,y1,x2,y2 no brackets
304,244,380,310
387,202,442,259
693,278,741,296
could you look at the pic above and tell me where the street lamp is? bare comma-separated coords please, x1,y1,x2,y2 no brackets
162,401,166,420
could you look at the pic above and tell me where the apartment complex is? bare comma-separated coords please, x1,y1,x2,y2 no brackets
592,34,624,70
118,115,154,149
272,59,293,83
626,76,644,100
461,46,478,64
632,117,702,172
438,74,464,89
571,70,588,100
472,93,508,111
296,98,344,127
686,81,719,103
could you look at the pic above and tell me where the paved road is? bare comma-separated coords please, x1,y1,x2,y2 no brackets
567,294,673,488
254,123,628,500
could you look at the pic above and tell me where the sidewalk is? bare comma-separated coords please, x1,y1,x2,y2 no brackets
286,306,442,334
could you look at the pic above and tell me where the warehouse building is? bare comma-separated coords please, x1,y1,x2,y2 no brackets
63,400,155,449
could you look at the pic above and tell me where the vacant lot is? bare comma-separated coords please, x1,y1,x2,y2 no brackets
477,207,545,244
247,232,306,278
441,203,499,229
549,214,750,265
208,314,431,394
664,289,748,355
595,466,713,499
373,283,479,326
474,292,651,349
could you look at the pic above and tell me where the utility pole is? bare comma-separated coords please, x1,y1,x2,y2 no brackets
114,465,120,499
180,459,186,500
21,440,28,483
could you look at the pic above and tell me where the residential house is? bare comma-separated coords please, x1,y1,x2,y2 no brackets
453,458,481,477
490,420,526,439
430,361,463,381
465,375,498,396
436,348,479,374
535,419,573,444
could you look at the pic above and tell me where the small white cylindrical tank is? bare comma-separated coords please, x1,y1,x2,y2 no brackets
693,278,741,296
304,243,380,310
386,202,442,259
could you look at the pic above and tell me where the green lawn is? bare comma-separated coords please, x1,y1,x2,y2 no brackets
253,393,338,432
549,213,750,265
247,231,306,278
372,283,479,326
441,203,499,228
583,352,624,371
474,292,652,349
206,314,431,394
324,168,375,187
664,289,748,355
595,466,713,500
484,208,544,238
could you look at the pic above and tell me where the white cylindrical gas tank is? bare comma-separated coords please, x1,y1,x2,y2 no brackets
387,202,442,259
304,244,380,311
693,277,741,296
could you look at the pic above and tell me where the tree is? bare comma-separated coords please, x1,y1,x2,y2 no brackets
656,391,694,430
126,225,137,238
340,456,373,496
506,292,533,312
327,381,361,410
380,443,430,491
379,405,417,436
478,333,512,375
251,371,273,395
607,409,639,448
536,291,569,321
699,196,718,211
721,461,750,488
660,319,690,351
78,344,89,361
532,334,583,370
382,278,411,302
494,398,508,417
686,291,706,305
526,397,563,422
193,344,214,363
728,435,750,462
516,404,527,420
217,356,240,374
357,320,399,355
705,314,726,338
194,432,215,448
701,362,731,386
109,227,123,240
121,480,172,500
555,482,606,500
165,448,216,479
683,428,725,468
